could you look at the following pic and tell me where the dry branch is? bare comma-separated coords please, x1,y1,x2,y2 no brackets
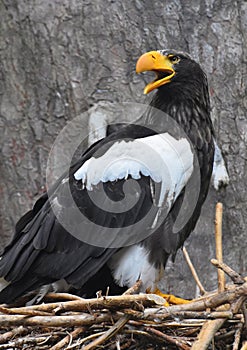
123,279,142,295
232,321,244,350
241,342,247,350
215,202,225,292
191,203,246,350
0,313,112,327
4,293,165,316
146,327,191,350
0,326,27,344
211,259,246,284
0,305,52,316
49,327,85,350
191,318,226,350
192,203,227,350
83,316,130,350
183,246,206,295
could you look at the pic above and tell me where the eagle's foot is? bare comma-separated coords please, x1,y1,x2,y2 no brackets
153,288,191,305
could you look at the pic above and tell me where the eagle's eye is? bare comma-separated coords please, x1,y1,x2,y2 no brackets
168,55,180,64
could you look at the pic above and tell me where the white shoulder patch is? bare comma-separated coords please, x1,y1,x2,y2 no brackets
74,133,194,208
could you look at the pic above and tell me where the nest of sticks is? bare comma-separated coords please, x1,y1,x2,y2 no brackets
0,203,246,350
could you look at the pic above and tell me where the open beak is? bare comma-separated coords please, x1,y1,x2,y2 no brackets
136,51,175,94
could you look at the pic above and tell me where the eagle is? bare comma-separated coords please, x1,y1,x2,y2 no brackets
0,50,215,303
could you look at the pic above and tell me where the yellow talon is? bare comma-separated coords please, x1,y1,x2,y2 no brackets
153,288,191,305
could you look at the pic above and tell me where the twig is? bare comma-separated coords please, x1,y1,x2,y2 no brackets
240,342,247,350
214,329,236,341
215,202,225,292
49,327,85,350
149,282,247,313
0,305,52,316
231,296,247,314
123,307,234,321
45,292,85,301
146,327,191,350
232,322,244,350
192,203,227,350
83,316,130,350
124,329,156,340
183,246,206,295
191,318,226,350
242,303,247,329
211,259,245,284
71,331,106,347
123,280,142,295
0,335,58,349
0,312,112,327
0,326,27,344
53,293,165,314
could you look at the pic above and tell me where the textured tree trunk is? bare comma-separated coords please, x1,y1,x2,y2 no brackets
0,0,246,297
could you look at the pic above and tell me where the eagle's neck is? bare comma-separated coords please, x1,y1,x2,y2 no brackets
152,79,208,112
146,79,212,138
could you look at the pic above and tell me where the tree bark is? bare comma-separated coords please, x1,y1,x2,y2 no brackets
0,0,246,297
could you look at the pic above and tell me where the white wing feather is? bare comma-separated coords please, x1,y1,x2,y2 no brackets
74,133,194,209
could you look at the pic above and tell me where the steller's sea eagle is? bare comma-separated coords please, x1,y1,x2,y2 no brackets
0,50,215,303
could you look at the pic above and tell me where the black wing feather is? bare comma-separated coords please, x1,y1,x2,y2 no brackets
0,125,156,303
0,54,215,303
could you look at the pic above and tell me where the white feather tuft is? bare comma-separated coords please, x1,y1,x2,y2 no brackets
212,140,229,190
108,245,163,292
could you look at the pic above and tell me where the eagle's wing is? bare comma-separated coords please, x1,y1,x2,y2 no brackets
0,126,194,303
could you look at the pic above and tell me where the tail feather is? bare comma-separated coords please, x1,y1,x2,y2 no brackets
0,275,53,304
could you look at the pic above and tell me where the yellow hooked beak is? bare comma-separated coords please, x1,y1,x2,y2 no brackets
136,51,175,94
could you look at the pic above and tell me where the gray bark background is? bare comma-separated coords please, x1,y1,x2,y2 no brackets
0,0,246,298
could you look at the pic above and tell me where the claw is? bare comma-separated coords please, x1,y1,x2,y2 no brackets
153,288,191,305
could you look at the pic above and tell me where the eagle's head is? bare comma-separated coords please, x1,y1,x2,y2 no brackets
136,49,205,94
